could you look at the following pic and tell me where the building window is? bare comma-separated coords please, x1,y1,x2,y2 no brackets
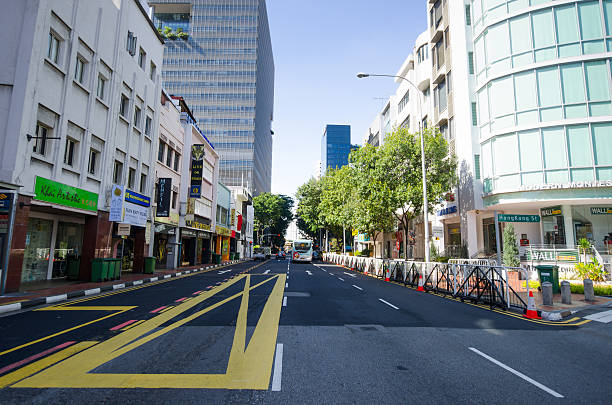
471,102,478,126
64,138,77,166
145,116,152,136
33,124,49,156
398,90,410,112
47,32,59,64
97,75,106,100
173,152,180,171
128,167,136,189
113,160,123,184
150,61,156,81
171,191,177,209
465,5,471,26
474,154,481,180
74,57,85,84
166,148,173,167
134,106,141,127
120,94,129,118
138,48,146,69
468,52,474,74
158,141,165,162
88,149,98,175
126,31,137,56
140,173,147,193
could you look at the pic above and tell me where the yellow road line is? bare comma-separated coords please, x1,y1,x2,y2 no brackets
36,306,137,312
12,274,286,389
0,341,97,388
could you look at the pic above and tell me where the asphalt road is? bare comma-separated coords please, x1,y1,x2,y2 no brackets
1,259,611,404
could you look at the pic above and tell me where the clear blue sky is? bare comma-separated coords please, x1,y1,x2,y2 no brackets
267,0,426,198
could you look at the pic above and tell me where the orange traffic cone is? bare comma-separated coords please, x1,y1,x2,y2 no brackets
524,290,541,319
416,274,425,291
385,267,391,281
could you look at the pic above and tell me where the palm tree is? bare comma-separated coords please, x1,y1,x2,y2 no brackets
577,238,591,264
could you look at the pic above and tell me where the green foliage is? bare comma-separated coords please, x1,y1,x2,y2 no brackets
570,282,612,296
575,258,607,282
577,238,591,264
253,193,294,247
502,224,520,267
355,248,371,257
295,178,324,234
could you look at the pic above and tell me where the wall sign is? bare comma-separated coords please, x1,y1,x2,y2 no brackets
157,178,172,217
190,145,205,198
122,189,150,228
498,214,540,223
520,180,612,192
591,207,612,215
437,205,457,216
34,176,98,212
185,218,212,231
117,223,131,236
526,248,578,263
109,185,124,222
540,206,562,217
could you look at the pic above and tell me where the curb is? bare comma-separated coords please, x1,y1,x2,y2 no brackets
0,260,248,315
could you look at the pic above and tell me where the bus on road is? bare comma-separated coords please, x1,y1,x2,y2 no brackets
291,240,313,263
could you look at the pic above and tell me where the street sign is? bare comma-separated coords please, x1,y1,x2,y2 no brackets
117,223,131,236
497,214,540,223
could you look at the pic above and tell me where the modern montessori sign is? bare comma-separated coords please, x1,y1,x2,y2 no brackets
497,214,540,223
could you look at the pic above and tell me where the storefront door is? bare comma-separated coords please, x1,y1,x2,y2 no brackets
52,221,83,278
21,218,53,282
483,217,502,255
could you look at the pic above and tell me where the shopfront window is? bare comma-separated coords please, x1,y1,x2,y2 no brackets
571,206,612,251
541,206,566,246
21,218,53,282
52,222,83,278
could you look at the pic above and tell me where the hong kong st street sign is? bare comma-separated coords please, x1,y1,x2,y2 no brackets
497,214,540,223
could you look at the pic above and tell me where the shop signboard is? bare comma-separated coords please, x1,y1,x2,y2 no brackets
117,223,131,236
498,214,540,222
437,205,457,216
216,225,231,236
157,178,172,217
356,233,371,243
0,194,10,234
122,189,150,227
526,248,579,263
190,145,205,198
432,225,443,240
591,207,612,215
230,208,236,227
185,218,212,231
541,206,562,217
109,185,124,222
34,176,98,212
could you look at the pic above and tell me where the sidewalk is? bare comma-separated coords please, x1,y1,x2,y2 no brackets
0,259,248,313
528,290,612,313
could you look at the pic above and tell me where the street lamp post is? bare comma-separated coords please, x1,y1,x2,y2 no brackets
356,73,431,262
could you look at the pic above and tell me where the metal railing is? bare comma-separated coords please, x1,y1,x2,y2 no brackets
323,253,528,311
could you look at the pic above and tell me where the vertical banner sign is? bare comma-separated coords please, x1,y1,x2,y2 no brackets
190,145,205,198
109,185,125,222
157,178,172,217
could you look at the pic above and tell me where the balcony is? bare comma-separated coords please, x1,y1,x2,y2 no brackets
429,1,447,43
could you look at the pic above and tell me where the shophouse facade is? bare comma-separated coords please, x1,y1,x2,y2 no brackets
173,97,219,266
215,182,232,261
229,186,253,258
152,89,183,269
0,0,163,293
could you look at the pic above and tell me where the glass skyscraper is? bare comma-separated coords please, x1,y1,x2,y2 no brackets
150,0,274,195
321,124,352,171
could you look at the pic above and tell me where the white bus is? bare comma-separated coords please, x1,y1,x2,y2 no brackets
291,240,313,263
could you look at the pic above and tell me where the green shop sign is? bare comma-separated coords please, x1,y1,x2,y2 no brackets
591,207,612,215
526,248,579,263
34,176,98,212
498,214,540,223
540,206,562,217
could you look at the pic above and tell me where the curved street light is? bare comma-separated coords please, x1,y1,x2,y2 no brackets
356,72,430,262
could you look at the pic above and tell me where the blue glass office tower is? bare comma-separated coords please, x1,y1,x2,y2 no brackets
150,0,274,195
321,124,352,171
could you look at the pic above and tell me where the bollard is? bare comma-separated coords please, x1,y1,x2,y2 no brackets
542,281,553,306
583,279,595,302
560,281,572,305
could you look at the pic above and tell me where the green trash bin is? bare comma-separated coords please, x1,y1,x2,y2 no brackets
109,258,120,280
91,258,109,282
535,264,560,294
144,257,156,274
66,256,80,280
212,253,221,264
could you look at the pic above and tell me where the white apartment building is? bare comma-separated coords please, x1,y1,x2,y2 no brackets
363,0,612,266
0,0,163,292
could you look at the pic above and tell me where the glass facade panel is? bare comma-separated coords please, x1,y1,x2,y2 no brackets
21,218,53,282
592,123,612,165
486,22,510,63
578,1,603,40
519,130,542,171
546,169,569,183
542,127,567,169
532,9,555,49
598,167,612,180
537,67,561,107
561,63,586,104
514,71,537,110
555,4,580,44
490,76,514,117
493,134,519,175
604,0,612,35
510,15,531,54
585,61,610,102
567,125,592,166
571,168,595,181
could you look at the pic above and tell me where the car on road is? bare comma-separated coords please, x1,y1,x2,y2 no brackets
312,250,321,260
253,246,271,260
276,251,286,260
